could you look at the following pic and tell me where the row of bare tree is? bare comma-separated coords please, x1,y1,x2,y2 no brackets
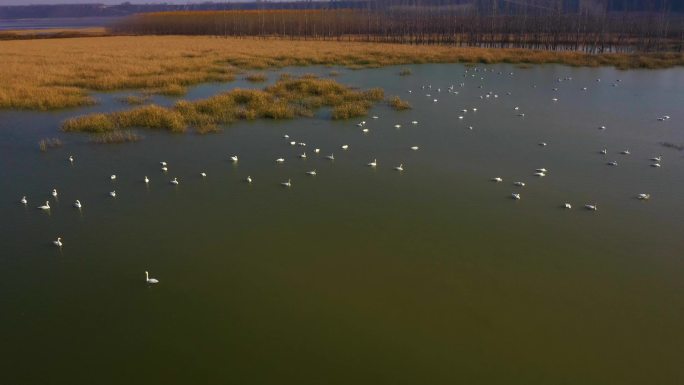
111,7,684,53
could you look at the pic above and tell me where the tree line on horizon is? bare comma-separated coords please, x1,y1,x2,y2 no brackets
110,3,683,53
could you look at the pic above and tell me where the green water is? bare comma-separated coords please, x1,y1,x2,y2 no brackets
1,64,683,384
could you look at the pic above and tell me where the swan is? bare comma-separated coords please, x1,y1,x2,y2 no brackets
362,128,369,133
298,142,306,147
68,155,74,163
459,116,464,119
110,174,116,180
650,156,662,162
230,155,238,162
538,142,547,147
289,141,296,146
535,168,548,173
607,161,618,166
651,163,661,168
160,161,167,166
411,121,418,125
367,159,377,167
37,201,50,210
600,149,607,155
245,176,252,183
299,152,307,159
145,271,159,284
511,193,521,200
472,108,477,112
564,203,572,209
410,146,419,151
637,193,651,200
53,237,63,247
394,124,401,128
200,172,207,177
306,170,317,176
110,191,116,197
517,113,525,117
620,150,630,155
170,178,179,185
144,176,150,184
276,158,285,163
52,189,58,197
533,172,546,177
74,200,82,209
281,179,292,187
513,181,525,187
514,106,519,110
552,98,558,102
283,134,289,139
20,196,27,205
394,164,404,171
326,154,335,160
372,116,379,119
585,204,598,211
161,166,168,172
341,145,349,150
491,177,503,182
598,125,606,130
356,122,364,127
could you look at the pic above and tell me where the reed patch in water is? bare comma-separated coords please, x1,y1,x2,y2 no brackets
389,96,412,110
38,137,63,152
90,130,143,144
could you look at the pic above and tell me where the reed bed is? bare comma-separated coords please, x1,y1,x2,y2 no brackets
38,137,63,152
244,73,267,82
61,76,384,136
2,36,682,111
399,68,412,76
118,94,151,105
389,96,411,110
90,131,142,144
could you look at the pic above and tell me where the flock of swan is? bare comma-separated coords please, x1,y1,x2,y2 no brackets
16,65,674,284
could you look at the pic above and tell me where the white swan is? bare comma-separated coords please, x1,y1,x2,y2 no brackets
170,178,179,185
299,152,307,159
341,145,349,150
314,148,320,154
552,98,558,102
20,196,27,205
637,193,651,200
283,134,289,139
491,177,503,182
306,170,317,176
600,149,607,155
410,146,419,151
326,154,335,160
651,163,661,168
281,179,292,187
110,191,116,197
367,159,377,167
160,161,167,166
607,161,618,166
245,176,252,183
533,172,546,177
276,158,285,163
535,168,548,173
585,204,598,211
144,176,150,184
650,156,662,162
110,174,116,180
394,164,404,171
37,201,50,210
564,203,572,209
598,125,606,130
145,271,159,284
200,172,207,177
230,155,238,162
53,237,63,247
513,181,525,187
298,142,306,147
511,193,521,200
538,142,547,147
161,166,168,172
289,141,296,146
394,124,401,128
74,200,82,209
68,155,74,163
620,150,631,155
411,121,418,125
372,115,379,119
52,189,58,197
362,128,369,133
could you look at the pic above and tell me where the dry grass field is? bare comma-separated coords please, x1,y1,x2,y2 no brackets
1,35,682,111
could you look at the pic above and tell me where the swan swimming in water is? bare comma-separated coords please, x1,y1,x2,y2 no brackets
637,193,651,200
200,172,207,177
394,124,401,128
37,201,50,210
533,172,546,177
170,178,179,185
341,145,349,150
585,204,598,211
306,170,317,176
230,155,238,163
394,164,404,171
564,203,572,209
160,161,167,167
620,150,631,155
161,166,168,172
110,174,117,180
513,181,525,187
535,168,548,173
314,148,320,154
410,146,419,151
281,179,292,187
491,177,503,182
52,189,58,197
651,163,661,168
110,191,116,198
145,271,159,284
74,200,82,209
607,161,618,166
20,196,27,205
53,237,63,247
367,159,377,167
299,152,307,159
289,141,296,146
650,156,662,162
411,121,418,125
511,193,521,200
600,149,607,155
245,176,252,183
276,158,285,163
144,176,149,184
326,154,335,160
68,155,74,163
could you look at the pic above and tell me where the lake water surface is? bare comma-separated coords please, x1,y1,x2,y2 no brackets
1,64,683,384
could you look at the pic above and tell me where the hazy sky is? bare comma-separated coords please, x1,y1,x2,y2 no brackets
0,0,234,5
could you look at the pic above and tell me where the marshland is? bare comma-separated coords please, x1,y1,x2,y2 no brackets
2,4,684,385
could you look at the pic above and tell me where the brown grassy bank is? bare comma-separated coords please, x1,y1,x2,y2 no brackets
61,76,384,135
1,35,682,111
